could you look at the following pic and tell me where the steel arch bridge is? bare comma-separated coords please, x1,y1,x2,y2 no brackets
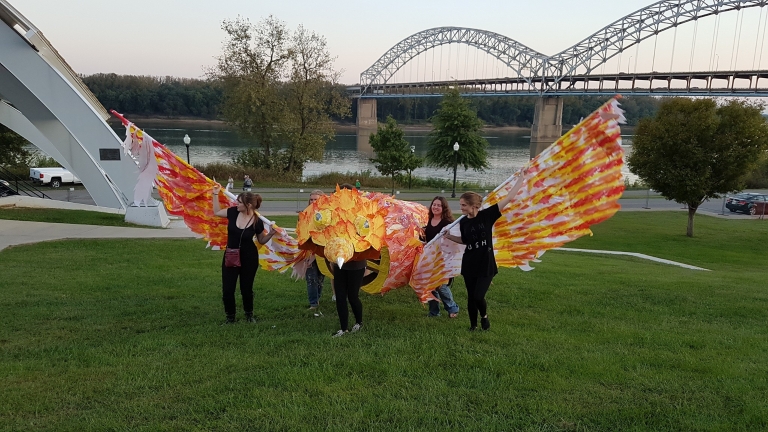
359,0,768,96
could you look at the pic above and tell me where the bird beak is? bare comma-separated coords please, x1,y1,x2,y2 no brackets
336,257,345,269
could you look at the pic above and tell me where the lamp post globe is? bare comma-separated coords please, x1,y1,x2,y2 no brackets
451,142,460,198
183,134,191,164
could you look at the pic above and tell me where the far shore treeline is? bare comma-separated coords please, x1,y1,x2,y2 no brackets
81,73,661,127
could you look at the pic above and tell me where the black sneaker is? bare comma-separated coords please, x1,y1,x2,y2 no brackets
245,315,257,323
468,326,477,332
481,316,490,331
221,317,236,326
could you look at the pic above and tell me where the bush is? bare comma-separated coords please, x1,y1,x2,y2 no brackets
193,162,301,184
744,155,768,188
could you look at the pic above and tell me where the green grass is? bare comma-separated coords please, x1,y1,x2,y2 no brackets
0,208,150,228
1,213,767,430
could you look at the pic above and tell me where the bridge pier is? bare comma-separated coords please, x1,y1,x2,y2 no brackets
356,98,378,128
530,96,564,159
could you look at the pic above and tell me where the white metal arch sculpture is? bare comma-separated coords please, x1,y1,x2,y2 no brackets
360,0,768,94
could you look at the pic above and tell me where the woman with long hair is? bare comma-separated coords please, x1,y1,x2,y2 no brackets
442,173,527,331
423,196,459,318
212,185,276,324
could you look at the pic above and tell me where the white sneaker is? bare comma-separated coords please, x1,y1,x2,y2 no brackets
332,330,347,338
351,323,362,333
331,295,336,302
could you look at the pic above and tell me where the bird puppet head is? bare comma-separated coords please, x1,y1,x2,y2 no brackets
296,186,387,268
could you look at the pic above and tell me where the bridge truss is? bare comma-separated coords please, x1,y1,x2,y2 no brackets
359,0,768,97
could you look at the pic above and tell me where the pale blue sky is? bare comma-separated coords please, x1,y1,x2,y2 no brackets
17,0,765,84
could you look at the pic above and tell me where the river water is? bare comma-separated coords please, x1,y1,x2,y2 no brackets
109,122,636,186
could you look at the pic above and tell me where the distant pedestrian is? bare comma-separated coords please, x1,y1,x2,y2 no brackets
243,175,253,192
355,179,361,189
226,176,234,191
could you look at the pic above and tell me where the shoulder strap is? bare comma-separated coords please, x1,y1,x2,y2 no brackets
238,215,255,248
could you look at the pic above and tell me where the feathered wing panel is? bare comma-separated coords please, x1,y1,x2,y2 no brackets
410,98,625,296
488,98,625,269
363,193,429,294
112,111,306,273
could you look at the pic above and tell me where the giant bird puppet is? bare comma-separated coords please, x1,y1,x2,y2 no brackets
112,97,625,301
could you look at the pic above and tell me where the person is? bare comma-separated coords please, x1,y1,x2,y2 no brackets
423,197,460,318
331,183,366,337
212,185,277,324
442,172,527,331
306,190,327,313
226,176,234,191
243,175,253,192
355,179,361,189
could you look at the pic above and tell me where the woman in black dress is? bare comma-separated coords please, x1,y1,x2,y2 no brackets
442,174,527,331
212,185,276,324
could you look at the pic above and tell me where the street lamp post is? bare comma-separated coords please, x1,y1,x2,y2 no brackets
409,145,415,190
183,134,191,164
451,142,459,198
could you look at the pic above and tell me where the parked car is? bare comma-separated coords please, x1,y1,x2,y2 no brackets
725,193,768,215
29,167,81,188
0,179,19,197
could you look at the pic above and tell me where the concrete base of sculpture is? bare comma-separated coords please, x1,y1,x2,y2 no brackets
125,204,170,228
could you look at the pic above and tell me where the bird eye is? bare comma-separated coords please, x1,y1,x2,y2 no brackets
354,216,370,236
313,210,331,229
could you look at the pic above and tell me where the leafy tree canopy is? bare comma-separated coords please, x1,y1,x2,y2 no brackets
369,116,410,194
0,124,31,167
628,98,768,237
426,87,489,172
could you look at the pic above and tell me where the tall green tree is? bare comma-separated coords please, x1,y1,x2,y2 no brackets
0,124,31,167
282,25,350,173
209,16,291,170
426,87,489,173
628,98,768,237
402,149,423,190
209,16,349,175
369,116,410,195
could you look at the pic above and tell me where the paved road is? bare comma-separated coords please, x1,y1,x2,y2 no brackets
33,187,768,219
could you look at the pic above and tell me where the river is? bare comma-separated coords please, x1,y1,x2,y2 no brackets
107,122,636,187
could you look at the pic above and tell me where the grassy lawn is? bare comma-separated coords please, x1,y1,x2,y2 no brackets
1,213,767,430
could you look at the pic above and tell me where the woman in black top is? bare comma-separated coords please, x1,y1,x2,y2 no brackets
443,173,527,331
423,197,460,318
212,185,276,324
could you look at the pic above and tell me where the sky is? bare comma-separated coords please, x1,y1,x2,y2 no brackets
14,0,767,85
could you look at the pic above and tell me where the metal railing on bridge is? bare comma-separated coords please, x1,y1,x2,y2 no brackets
351,70,768,98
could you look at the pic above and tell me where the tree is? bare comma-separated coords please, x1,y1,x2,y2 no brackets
369,116,410,195
402,149,423,190
209,16,349,175
209,16,291,170
281,25,350,173
0,124,31,167
426,87,489,173
628,98,768,237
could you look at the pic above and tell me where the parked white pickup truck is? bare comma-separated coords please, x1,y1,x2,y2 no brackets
29,167,82,188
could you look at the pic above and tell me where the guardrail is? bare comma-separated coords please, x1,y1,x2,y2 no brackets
0,165,52,199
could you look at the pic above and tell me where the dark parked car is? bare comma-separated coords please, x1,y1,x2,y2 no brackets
0,179,19,197
725,193,768,215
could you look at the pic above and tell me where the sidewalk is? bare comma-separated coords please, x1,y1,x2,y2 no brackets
0,219,199,252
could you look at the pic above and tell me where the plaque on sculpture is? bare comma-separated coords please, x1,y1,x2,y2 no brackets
99,149,121,161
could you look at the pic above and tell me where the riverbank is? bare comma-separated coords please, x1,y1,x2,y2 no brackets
108,116,531,132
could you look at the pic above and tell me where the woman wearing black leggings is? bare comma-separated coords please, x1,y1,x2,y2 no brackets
212,185,276,324
443,173,527,331
331,260,366,337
